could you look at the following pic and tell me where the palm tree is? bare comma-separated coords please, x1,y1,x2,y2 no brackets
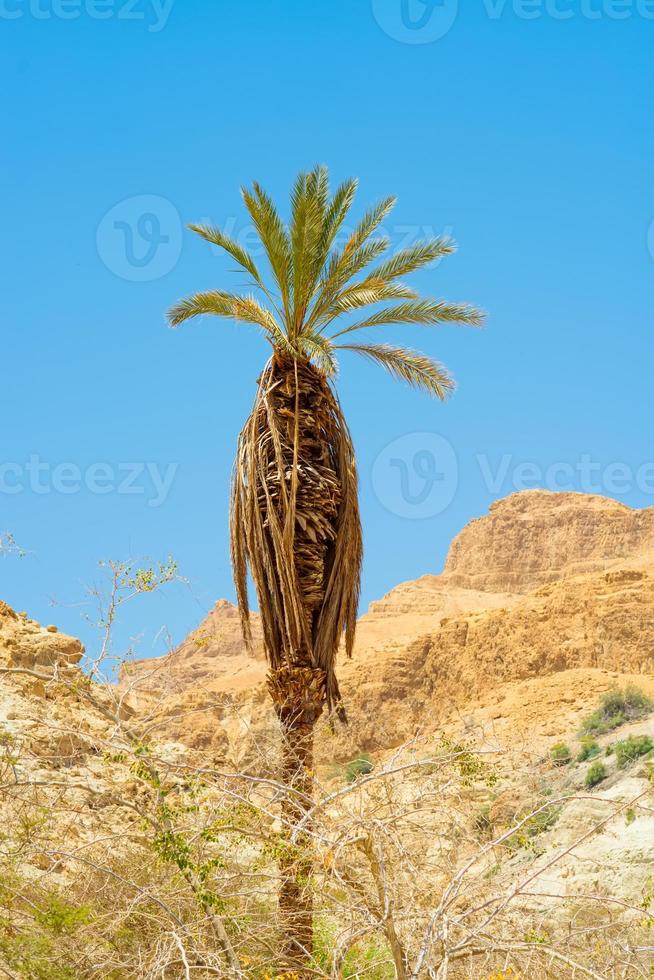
168,165,484,968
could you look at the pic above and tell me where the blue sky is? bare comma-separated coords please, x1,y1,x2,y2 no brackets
2,0,653,664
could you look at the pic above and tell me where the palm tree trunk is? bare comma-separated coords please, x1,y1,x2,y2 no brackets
278,713,315,965
232,351,362,967
268,663,325,968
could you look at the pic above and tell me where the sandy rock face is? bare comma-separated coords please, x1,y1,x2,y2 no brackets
0,601,84,669
419,567,654,703
443,490,654,593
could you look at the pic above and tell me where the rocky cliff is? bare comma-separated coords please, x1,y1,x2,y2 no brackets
444,489,654,592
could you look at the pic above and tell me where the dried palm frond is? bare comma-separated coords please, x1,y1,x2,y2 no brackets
231,352,361,721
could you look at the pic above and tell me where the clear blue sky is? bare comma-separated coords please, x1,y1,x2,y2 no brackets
2,0,653,663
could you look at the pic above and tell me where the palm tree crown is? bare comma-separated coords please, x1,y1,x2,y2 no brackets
168,164,485,398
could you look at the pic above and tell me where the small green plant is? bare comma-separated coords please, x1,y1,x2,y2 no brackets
439,735,498,788
523,929,549,945
343,753,374,783
505,803,561,853
580,685,653,735
550,742,572,766
584,760,607,788
34,896,93,935
576,736,600,762
614,735,654,769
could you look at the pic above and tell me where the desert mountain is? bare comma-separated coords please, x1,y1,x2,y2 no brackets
120,490,654,760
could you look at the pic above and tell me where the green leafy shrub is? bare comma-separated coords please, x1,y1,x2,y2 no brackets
614,735,654,769
580,686,653,735
343,753,374,783
34,896,93,935
584,761,607,788
576,736,600,763
550,742,572,766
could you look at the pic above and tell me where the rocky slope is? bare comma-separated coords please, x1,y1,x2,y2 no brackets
0,603,147,878
2,490,654,973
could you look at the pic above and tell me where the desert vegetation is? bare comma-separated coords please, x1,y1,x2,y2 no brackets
580,686,654,736
1,564,654,977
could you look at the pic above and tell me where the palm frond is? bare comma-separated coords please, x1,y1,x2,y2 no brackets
303,237,391,335
330,299,485,339
367,236,456,281
302,196,395,330
290,169,327,336
319,280,418,320
305,164,330,217
318,178,358,259
167,290,282,341
168,290,238,326
187,223,263,286
343,195,396,255
231,295,284,334
336,342,455,400
241,183,292,321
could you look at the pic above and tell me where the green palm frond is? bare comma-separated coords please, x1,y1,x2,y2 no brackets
187,224,263,286
241,183,292,317
168,290,237,326
367,237,455,282
319,280,418,320
305,237,391,334
336,342,455,400
305,164,330,217
290,168,327,335
318,178,358,259
343,195,396,255
167,289,281,338
331,299,485,339
304,195,395,327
